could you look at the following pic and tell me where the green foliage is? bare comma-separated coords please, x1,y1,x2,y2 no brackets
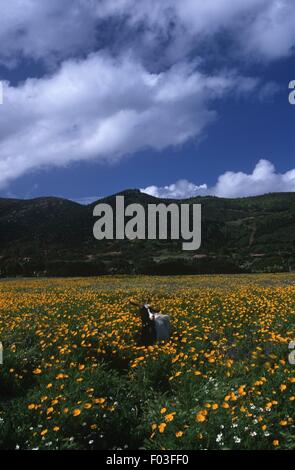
0,191,295,275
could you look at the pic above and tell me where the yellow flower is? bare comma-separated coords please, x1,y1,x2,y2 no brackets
238,385,246,396
273,440,279,446
33,368,42,375
94,398,106,404
279,420,287,426
53,426,60,432
165,412,176,422
160,407,167,414
158,423,167,433
196,411,206,423
28,404,35,410
46,383,53,389
40,429,48,436
279,384,287,392
175,431,183,438
212,404,219,410
84,403,92,409
222,402,230,409
73,409,81,417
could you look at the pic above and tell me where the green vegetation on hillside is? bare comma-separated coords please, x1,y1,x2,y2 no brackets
0,191,294,276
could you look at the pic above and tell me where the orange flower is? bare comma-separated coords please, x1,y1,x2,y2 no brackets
94,398,106,404
158,423,167,433
238,385,246,396
196,411,207,423
73,409,81,417
165,412,176,422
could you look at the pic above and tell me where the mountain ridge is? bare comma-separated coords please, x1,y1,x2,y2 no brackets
0,190,294,276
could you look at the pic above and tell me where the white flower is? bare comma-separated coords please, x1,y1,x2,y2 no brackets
216,433,223,443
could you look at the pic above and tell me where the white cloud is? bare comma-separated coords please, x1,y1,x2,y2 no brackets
141,160,295,199
0,53,258,188
142,180,208,199
244,1,295,60
97,0,295,62
0,0,97,65
0,1,295,66
0,1,291,191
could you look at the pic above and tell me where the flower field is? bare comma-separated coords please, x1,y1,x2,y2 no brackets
0,274,294,450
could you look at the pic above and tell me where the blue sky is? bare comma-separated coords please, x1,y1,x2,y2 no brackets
0,0,295,201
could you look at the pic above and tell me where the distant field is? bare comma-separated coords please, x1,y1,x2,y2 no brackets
0,274,294,450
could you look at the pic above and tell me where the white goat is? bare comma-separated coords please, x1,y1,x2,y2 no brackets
131,302,171,345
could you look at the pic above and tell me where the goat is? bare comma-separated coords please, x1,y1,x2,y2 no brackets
131,301,171,345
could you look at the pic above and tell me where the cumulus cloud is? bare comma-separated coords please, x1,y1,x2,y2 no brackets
141,160,295,199
98,0,295,62
0,0,98,66
1,0,295,67
244,1,295,60
0,1,292,190
0,52,259,188
142,180,208,199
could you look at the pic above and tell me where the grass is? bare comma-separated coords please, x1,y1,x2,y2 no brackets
0,274,294,450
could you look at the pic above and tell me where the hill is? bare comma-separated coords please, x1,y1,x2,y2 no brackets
0,191,295,276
